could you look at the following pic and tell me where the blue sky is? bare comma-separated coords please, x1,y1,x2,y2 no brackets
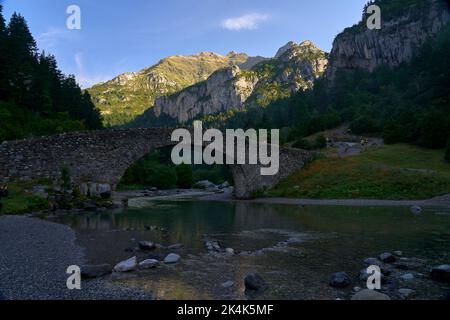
2,0,367,88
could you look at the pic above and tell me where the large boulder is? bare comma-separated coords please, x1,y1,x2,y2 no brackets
351,289,391,300
430,265,450,282
81,264,112,278
113,256,138,272
329,272,351,288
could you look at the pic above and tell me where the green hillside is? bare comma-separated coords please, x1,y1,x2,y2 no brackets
87,52,253,126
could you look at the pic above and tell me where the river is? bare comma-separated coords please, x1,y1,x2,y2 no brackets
53,199,450,300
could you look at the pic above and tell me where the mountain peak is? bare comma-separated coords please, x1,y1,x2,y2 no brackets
299,40,317,47
275,41,297,58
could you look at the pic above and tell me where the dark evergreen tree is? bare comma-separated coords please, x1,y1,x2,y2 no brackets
6,13,38,107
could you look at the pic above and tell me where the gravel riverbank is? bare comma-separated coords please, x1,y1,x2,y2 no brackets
0,215,153,300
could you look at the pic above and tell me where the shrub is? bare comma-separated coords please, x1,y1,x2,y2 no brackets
60,167,72,192
150,165,177,189
350,116,380,134
293,139,313,150
176,164,194,189
315,135,327,149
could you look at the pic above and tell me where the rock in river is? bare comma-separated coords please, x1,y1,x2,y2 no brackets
430,265,450,282
164,253,181,264
113,256,138,272
363,257,382,266
400,273,415,281
410,206,422,214
138,241,156,251
81,264,112,278
379,252,396,263
139,259,159,269
329,272,351,288
351,289,391,300
244,273,267,291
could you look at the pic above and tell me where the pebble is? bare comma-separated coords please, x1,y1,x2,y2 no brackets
221,281,235,289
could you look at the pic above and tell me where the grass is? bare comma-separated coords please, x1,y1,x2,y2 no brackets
0,183,48,215
269,144,450,200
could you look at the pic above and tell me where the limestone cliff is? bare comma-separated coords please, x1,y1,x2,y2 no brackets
87,51,254,126
326,0,450,81
149,41,327,124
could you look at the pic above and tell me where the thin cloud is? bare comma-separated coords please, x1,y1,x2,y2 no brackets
221,13,270,31
36,27,75,49
74,53,111,88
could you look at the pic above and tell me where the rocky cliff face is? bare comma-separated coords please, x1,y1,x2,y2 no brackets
153,66,258,123
326,0,450,81
87,51,254,126
150,41,327,124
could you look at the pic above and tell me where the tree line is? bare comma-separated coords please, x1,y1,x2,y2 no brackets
199,23,450,158
0,6,103,141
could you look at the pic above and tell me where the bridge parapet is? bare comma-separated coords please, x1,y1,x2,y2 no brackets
0,128,312,199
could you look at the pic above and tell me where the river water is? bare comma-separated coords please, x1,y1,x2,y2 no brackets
54,200,450,300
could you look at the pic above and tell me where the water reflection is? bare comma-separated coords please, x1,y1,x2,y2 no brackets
54,201,450,299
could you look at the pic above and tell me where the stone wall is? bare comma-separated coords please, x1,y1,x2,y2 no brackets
0,128,312,199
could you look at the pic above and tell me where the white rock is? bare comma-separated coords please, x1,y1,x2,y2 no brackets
400,273,415,281
113,256,138,272
221,280,235,288
410,206,422,214
138,259,159,269
225,248,235,255
164,253,181,264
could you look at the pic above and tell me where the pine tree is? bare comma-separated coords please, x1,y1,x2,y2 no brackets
6,13,38,108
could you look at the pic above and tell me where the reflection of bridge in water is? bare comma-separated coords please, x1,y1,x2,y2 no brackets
0,128,312,199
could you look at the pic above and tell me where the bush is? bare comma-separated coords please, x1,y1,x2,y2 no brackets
293,139,313,150
293,136,327,150
315,135,327,149
350,116,380,134
176,164,194,189
383,122,406,144
150,165,177,189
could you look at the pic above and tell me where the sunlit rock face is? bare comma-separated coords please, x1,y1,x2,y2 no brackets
153,41,328,124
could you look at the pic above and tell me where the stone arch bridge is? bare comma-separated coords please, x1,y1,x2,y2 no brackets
0,129,313,199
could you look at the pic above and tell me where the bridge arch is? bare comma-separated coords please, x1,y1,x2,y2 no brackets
0,128,312,199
